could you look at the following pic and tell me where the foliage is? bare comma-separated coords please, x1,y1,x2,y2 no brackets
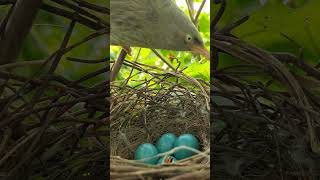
215,0,319,68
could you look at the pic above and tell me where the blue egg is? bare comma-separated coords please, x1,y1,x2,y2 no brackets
173,134,199,160
134,143,159,164
157,155,177,165
156,133,177,153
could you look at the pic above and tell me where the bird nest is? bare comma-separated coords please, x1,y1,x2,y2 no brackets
110,75,210,180
211,33,320,179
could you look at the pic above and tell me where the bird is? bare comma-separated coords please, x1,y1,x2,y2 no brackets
110,0,209,59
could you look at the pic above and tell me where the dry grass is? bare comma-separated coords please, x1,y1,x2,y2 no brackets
110,71,210,179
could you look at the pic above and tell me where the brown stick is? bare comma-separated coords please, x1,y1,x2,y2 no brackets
111,49,127,81
0,0,43,65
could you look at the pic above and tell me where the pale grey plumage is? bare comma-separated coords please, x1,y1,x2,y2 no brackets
110,0,204,51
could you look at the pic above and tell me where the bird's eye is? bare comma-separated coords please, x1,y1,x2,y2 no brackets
185,34,193,42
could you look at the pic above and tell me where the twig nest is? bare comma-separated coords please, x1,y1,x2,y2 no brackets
110,85,210,179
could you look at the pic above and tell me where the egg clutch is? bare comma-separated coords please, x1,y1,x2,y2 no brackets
134,133,200,165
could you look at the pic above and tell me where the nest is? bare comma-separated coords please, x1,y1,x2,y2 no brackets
211,1,320,179
110,75,210,180
0,1,109,179
211,33,320,179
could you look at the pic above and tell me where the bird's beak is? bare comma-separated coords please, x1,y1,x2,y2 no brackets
190,44,210,60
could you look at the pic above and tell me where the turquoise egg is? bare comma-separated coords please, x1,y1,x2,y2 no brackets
173,134,199,160
157,155,177,165
134,143,159,165
156,133,177,153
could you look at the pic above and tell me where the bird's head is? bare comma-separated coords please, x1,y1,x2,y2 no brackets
181,30,210,60
161,1,210,60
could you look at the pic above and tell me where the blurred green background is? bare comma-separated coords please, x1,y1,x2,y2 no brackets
0,0,108,86
212,0,320,92
213,0,319,69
